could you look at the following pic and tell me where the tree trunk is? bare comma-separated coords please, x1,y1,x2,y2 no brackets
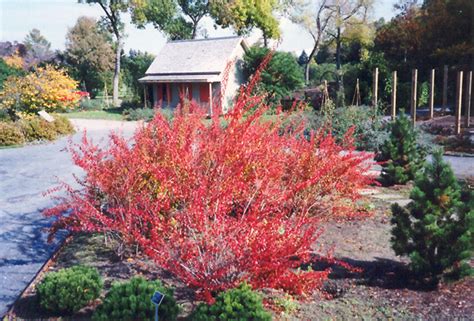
305,35,321,85
335,26,344,105
335,27,341,70
305,47,317,85
263,33,268,47
113,37,121,107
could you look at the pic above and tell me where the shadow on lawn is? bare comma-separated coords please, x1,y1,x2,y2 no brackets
309,255,436,292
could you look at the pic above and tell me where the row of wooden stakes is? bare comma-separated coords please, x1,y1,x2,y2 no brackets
370,67,472,134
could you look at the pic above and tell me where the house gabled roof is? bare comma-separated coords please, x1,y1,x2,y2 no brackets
139,36,248,83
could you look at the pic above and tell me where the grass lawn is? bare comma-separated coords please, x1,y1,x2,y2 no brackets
60,108,124,121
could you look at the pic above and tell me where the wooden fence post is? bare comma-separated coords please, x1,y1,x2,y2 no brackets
373,68,379,107
429,69,435,119
455,71,463,135
442,65,448,112
352,78,361,106
391,71,397,120
143,86,148,108
465,71,472,127
411,69,418,126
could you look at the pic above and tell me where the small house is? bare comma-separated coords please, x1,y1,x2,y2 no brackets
139,36,248,115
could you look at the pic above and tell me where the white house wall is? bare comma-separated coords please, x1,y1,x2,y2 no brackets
222,44,246,113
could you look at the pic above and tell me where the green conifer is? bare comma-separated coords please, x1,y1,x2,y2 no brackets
391,150,474,286
378,112,426,185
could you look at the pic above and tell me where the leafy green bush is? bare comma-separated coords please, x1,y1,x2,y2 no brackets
0,121,25,146
120,99,144,110
79,99,104,111
93,277,179,321
0,109,10,121
377,112,426,185
20,117,58,141
37,265,102,314
297,105,389,152
243,46,304,105
51,114,75,135
391,151,473,286
18,115,74,142
190,283,272,321
122,107,156,121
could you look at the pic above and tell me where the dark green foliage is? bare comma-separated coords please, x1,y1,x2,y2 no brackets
121,50,155,101
122,107,156,121
243,46,304,105
391,151,474,285
93,277,179,321
378,112,426,185
190,283,272,321
0,122,25,146
297,50,309,66
0,58,24,90
36,265,102,314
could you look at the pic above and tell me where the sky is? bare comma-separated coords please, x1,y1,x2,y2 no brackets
0,0,398,55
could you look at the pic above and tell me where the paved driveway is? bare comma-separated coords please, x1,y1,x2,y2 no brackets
0,119,138,316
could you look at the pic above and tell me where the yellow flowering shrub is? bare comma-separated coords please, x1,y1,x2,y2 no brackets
0,65,80,117
3,51,24,69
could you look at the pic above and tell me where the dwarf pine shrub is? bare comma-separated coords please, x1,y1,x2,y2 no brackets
391,150,473,285
191,283,272,321
37,265,102,314
92,277,179,321
378,112,425,185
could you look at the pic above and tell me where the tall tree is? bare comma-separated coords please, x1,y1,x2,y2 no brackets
374,0,472,71
210,0,281,46
121,50,155,100
289,0,332,84
133,0,208,40
65,16,115,95
79,0,141,106
178,0,210,38
324,0,372,102
24,29,54,66
242,46,304,104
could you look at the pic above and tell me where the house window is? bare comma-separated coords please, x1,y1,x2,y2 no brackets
162,84,168,102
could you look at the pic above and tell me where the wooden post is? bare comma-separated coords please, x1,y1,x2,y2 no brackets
352,78,361,107
442,65,448,112
429,69,435,119
373,67,379,107
391,71,397,120
209,82,213,116
465,71,472,127
143,85,147,108
323,80,329,105
455,71,463,135
411,69,418,126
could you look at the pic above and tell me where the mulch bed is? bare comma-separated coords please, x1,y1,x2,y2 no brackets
6,185,474,320
420,116,474,154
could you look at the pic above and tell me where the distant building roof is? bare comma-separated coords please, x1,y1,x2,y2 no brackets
139,36,248,83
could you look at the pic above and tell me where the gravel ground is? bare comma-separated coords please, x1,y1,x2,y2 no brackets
0,119,139,316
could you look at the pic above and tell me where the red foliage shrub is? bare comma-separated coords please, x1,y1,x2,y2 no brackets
44,58,375,301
